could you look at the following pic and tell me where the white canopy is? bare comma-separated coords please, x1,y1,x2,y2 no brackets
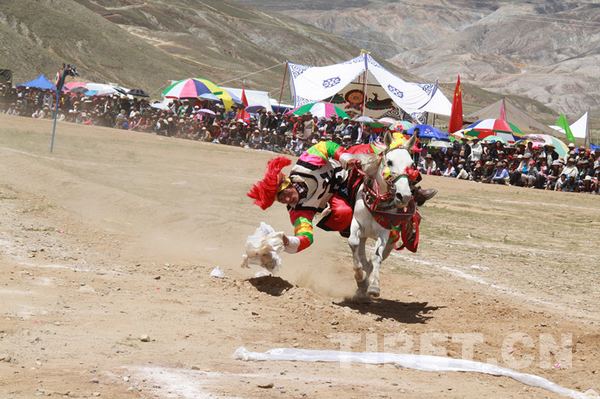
288,54,451,117
223,87,272,112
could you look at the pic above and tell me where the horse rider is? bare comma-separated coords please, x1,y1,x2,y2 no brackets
247,140,436,254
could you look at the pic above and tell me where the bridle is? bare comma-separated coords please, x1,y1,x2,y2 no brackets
379,147,419,192
350,147,418,214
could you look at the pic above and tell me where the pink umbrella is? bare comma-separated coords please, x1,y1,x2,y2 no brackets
63,82,87,92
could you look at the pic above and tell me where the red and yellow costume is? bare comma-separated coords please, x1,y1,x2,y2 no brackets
248,141,353,253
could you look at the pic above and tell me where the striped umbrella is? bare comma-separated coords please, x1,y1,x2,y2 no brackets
519,134,569,157
482,135,510,145
63,82,121,96
463,119,522,141
292,102,349,119
377,117,397,125
390,120,414,132
162,78,234,110
508,122,525,139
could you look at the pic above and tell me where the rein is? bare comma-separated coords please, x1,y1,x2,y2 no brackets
348,152,417,230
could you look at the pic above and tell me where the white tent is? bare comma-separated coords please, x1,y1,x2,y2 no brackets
223,87,273,112
288,54,451,118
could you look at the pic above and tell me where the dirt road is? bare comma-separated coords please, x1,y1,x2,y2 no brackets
0,115,599,398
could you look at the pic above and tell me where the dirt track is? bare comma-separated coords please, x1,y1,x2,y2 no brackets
0,115,599,399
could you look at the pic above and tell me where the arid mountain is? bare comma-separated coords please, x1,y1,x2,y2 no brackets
0,0,361,98
0,0,587,131
237,0,600,122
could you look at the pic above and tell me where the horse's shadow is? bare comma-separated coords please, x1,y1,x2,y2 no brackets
334,298,443,324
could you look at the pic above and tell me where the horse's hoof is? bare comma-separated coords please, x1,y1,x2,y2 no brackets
352,291,372,304
356,277,369,291
367,286,380,298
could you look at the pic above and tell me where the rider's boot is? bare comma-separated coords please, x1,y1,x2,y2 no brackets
414,187,438,206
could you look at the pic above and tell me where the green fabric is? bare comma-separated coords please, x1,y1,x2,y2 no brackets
556,114,575,143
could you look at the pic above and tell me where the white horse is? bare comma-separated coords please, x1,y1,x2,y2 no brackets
348,132,419,299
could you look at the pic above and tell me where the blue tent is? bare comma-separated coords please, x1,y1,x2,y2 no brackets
16,74,56,90
406,124,449,141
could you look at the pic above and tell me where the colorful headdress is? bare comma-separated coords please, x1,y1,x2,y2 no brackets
247,156,292,210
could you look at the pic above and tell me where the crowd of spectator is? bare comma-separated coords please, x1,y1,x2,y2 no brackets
0,86,381,155
1,86,598,195
416,138,600,193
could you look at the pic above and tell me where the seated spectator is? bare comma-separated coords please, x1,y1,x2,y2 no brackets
581,175,595,193
470,160,484,181
510,154,525,186
456,159,470,180
561,158,579,192
536,158,548,189
420,153,438,175
491,161,509,185
32,108,45,119
249,129,262,149
555,173,568,192
442,160,456,178
522,159,538,188
545,160,563,190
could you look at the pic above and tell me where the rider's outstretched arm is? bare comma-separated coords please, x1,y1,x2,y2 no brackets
284,209,316,253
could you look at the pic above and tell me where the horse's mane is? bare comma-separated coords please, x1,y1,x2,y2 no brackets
353,153,381,177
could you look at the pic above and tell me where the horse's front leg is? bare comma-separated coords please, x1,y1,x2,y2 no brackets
368,231,389,298
348,218,370,297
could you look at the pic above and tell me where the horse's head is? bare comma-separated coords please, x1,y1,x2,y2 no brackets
379,132,418,208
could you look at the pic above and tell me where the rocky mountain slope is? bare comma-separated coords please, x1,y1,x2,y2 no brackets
238,0,600,121
0,0,361,97
0,0,590,129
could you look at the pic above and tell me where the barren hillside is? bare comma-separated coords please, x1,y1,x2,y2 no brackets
238,0,600,120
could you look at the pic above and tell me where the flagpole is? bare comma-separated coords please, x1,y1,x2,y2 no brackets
361,50,368,117
278,61,288,108
49,83,60,153
585,111,590,148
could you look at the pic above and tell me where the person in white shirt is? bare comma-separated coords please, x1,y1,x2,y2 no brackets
561,158,579,191
469,139,483,163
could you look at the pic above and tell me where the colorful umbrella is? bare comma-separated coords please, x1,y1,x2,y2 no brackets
63,81,86,91
390,120,414,132
197,108,216,115
162,78,234,110
463,119,514,139
482,135,510,145
407,124,449,140
292,102,349,119
377,117,397,126
84,83,121,96
427,140,453,149
63,82,122,96
520,134,569,157
508,122,525,139
354,115,374,123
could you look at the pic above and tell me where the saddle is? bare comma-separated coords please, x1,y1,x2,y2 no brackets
354,171,421,253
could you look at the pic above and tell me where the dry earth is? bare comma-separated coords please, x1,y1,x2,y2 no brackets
0,114,599,398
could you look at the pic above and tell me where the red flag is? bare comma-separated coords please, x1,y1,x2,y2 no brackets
241,87,249,108
499,98,507,121
448,74,463,133
236,86,250,123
